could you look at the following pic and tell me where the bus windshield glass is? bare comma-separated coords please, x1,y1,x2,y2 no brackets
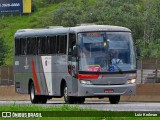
78,32,136,72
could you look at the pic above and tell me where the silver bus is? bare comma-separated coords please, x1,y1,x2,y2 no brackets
14,25,137,104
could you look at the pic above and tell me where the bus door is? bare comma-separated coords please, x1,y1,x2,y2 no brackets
68,33,77,77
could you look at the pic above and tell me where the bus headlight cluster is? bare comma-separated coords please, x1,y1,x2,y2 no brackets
80,80,92,85
127,78,136,84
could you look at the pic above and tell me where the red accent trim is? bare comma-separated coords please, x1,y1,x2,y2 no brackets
78,74,99,80
32,59,41,95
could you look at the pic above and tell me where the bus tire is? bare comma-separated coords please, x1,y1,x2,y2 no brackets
109,95,120,104
29,82,39,104
64,84,75,104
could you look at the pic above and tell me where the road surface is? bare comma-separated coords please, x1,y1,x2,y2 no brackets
0,101,159,111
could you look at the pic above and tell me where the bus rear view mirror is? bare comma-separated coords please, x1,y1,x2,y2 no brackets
73,45,78,57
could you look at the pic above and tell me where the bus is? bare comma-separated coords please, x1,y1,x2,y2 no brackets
14,25,137,104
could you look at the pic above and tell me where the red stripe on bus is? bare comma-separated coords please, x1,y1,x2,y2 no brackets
78,74,99,79
32,59,41,95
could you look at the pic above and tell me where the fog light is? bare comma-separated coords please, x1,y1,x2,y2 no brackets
80,80,92,85
127,78,136,84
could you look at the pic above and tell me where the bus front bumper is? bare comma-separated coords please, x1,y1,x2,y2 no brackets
77,83,136,97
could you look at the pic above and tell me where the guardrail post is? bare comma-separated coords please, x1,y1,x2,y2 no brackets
8,67,9,85
155,58,158,83
0,67,1,85
141,59,143,83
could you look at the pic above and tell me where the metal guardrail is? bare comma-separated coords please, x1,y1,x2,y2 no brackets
0,66,13,86
137,58,160,83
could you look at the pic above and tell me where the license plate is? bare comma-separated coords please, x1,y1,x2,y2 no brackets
104,89,114,93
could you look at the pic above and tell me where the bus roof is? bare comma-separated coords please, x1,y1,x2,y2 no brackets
15,25,131,38
70,25,131,33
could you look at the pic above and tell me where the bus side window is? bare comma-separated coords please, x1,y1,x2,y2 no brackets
21,38,27,55
46,37,49,54
56,36,60,54
15,38,20,55
27,37,37,55
48,36,56,54
37,37,47,55
57,35,67,54
34,37,37,55
41,37,47,54
37,38,40,55
68,33,76,56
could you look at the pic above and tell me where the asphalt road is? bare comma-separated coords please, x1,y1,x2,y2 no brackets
0,101,160,111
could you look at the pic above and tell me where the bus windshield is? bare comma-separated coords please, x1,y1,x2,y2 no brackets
78,32,136,72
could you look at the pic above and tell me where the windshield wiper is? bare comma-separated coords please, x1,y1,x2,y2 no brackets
113,64,123,74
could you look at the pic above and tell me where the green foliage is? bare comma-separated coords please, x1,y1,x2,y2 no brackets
52,3,80,26
44,0,66,4
0,37,6,65
138,39,160,58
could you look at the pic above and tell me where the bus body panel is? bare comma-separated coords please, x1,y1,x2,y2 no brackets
15,55,51,95
51,55,68,96
15,56,34,94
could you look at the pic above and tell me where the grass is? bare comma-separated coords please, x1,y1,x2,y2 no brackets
0,104,159,120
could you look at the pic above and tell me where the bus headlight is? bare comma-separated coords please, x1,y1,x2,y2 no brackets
80,80,92,85
127,78,136,84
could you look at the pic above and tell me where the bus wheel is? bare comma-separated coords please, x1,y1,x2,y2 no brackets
64,84,74,104
109,95,120,104
29,82,39,104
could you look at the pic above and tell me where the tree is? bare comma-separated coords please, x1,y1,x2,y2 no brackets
42,0,66,4
52,3,80,26
0,37,6,66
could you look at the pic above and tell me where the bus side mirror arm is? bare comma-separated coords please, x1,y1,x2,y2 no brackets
72,45,80,61
73,45,78,57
